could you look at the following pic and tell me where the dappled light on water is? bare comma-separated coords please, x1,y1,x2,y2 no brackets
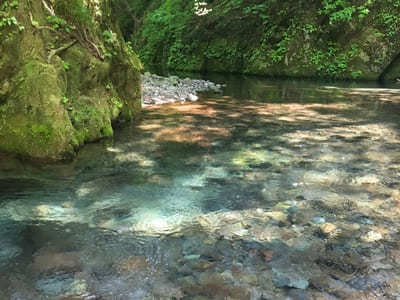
1,78,400,299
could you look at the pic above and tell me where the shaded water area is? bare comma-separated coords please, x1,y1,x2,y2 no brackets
1,76,400,299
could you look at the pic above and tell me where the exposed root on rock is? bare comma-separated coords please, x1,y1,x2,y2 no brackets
47,40,77,64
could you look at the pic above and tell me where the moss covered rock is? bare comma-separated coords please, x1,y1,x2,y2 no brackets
0,0,141,160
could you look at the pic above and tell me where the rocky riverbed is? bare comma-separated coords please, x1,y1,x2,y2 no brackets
141,73,224,105
1,78,400,299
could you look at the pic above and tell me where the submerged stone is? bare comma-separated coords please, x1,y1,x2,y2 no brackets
320,223,337,236
272,268,309,289
184,254,201,260
312,217,326,224
271,259,311,289
287,289,310,300
362,231,383,242
0,243,21,267
35,273,75,296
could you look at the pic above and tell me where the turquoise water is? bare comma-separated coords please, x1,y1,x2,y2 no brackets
1,77,400,299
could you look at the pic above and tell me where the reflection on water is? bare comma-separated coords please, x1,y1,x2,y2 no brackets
1,77,400,299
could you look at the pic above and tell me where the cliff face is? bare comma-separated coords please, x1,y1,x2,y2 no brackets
123,0,400,81
0,0,142,160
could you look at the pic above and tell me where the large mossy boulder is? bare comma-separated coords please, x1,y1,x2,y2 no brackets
122,0,400,81
0,0,141,160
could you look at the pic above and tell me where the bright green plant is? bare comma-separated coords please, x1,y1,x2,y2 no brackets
0,0,24,32
61,60,70,71
110,96,123,108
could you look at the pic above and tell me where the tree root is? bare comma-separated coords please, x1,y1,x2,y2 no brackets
47,40,77,64
34,1,105,62
82,29,104,61
41,0,55,16
29,12,62,35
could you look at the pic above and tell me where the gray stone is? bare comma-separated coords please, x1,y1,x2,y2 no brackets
0,243,22,267
184,254,201,260
311,217,326,224
35,273,75,296
287,289,310,300
187,94,199,101
348,272,393,291
271,260,310,289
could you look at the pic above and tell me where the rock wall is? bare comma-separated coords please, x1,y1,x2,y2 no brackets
123,0,400,81
0,0,142,160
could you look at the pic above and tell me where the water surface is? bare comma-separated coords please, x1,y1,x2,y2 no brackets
1,76,400,299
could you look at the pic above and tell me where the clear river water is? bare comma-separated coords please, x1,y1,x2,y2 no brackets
1,75,400,299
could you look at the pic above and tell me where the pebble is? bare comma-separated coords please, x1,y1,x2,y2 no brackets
62,202,73,208
287,289,310,300
320,223,337,235
187,93,199,101
34,205,51,217
312,217,326,224
362,231,383,242
184,254,201,260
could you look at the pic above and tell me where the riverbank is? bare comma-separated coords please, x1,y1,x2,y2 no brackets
141,73,224,105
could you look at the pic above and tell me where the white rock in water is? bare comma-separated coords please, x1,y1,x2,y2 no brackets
362,231,383,242
187,94,199,101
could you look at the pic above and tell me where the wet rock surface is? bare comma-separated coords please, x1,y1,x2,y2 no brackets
141,73,224,105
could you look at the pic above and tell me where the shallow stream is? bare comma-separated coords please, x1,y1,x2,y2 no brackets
1,76,400,299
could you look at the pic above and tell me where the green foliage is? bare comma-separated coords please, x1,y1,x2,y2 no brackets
125,41,135,56
268,32,291,63
121,0,400,79
0,0,24,32
319,0,355,24
46,15,70,31
243,3,269,23
308,43,361,78
102,30,118,58
103,30,113,44
0,15,18,27
110,96,123,108
377,8,400,37
61,60,70,71
318,0,376,24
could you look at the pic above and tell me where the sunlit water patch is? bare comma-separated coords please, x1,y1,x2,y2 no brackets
1,77,400,299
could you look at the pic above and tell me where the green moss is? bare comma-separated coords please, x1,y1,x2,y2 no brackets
0,58,77,159
101,124,113,137
0,0,142,160
31,124,52,145
68,96,114,143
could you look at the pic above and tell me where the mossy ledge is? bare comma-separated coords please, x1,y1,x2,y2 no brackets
0,0,141,161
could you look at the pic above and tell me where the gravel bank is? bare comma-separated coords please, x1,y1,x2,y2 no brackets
141,73,224,106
